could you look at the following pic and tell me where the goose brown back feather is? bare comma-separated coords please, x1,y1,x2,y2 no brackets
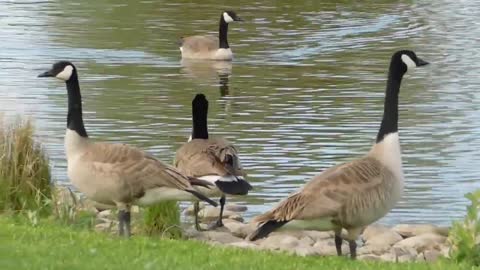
175,137,245,178
78,142,193,203
253,156,397,228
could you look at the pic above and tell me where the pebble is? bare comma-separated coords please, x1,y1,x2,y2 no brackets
392,224,449,238
393,233,446,253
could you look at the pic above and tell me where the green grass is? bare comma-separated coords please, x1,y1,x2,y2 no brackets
0,117,52,215
449,189,480,266
0,216,471,270
143,201,182,239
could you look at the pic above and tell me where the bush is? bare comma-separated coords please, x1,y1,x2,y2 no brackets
143,201,182,239
449,189,480,266
0,117,52,216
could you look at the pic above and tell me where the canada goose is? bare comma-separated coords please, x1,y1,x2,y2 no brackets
248,50,429,259
175,94,252,230
179,11,243,60
38,61,218,237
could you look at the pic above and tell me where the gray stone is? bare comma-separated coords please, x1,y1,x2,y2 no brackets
198,207,238,221
94,221,115,233
379,246,417,262
184,204,205,216
294,246,318,257
259,234,299,251
393,233,446,253
416,253,426,262
228,214,244,223
358,254,382,261
228,241,258,249
392,224,449,238
366,230,403,247
362,224,392,242
358,244,391,256
223,220,255,238
97,210,112,219
298,236,315,247
440,244,451,258
424,250,441,262
303,231,334,241
312,239,349,256
225,204,248,212
197,231,244,244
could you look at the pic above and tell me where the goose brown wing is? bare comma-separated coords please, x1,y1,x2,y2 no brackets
254,157,385,223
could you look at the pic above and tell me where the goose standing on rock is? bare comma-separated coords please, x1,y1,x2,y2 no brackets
38,61,218,237
175,94,252,230
248,50,429,259
179,11,243,60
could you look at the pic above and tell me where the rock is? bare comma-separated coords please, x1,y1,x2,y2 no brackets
228,214,244,223
228,241,258,249
440,244,451,258
184,204,205,216
259,235,299,251
298,236,315,247
379,246,417,262
303,231,334,241
294,246,318,257
197,231,244,244
97,210,112,219
225,204,248,212
312,239,349,256
393,233,446,253
362,224,393,242
366,230,403,247
416,253,426,262
358,244,391,256
424,250,441,262
358,254,382,261
224,220,255,239
94,221,115,233
131,205,140,213
392,224,449,238
199,207,239,222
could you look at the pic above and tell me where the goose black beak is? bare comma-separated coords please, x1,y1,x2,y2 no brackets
38,70,54,78
416,58,429,67
235,17,244,22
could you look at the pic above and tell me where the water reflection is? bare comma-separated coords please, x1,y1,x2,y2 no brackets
0,0,479,225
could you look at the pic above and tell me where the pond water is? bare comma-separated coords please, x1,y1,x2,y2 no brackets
1,0,479,225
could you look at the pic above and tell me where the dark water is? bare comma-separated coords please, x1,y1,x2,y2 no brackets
1,0,479,225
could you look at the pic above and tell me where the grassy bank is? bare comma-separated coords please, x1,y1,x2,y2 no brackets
0,217,468,270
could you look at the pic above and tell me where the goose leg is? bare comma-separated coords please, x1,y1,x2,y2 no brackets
334,233,343,256
118,210,125,236
208,195,226,230
348,240,357,260
193,201,203,231
117,203,131,237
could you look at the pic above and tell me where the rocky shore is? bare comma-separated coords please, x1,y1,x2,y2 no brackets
56,187,452,263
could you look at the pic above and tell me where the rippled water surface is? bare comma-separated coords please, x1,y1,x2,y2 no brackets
1,0,479,225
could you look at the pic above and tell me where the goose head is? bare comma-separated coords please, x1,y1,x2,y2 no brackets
38,61,77,81
222,11,243,23
391,50,429,75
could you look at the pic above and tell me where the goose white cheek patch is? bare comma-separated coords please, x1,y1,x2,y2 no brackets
223,12,234,23
401,54,416,70
56,65,73,81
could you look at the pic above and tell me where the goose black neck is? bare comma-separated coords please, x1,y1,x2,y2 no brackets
66,75,88,138
219,16,229,49
192,103,209,139
375,61,404,143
